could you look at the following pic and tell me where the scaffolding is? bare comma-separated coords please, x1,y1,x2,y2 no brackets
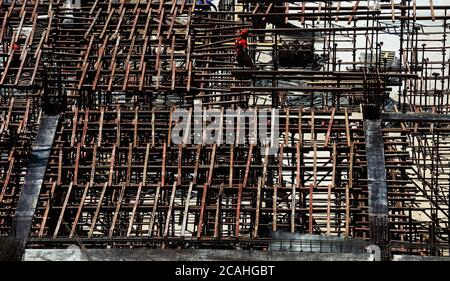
0,0,449,259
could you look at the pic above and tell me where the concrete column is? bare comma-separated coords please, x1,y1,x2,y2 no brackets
13,115,59,258
364,118,390,260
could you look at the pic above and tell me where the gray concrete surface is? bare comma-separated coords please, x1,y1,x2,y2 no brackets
24,248,375,261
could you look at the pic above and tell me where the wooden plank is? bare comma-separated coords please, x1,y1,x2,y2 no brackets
89,144,98,187
298,108,303,144
295,142,302,189
177,144,182,184
0,159,14,204
197,183,209,238
163,182,178,237
278,144,284,187
116,106,121,147
143,7,153,39
109,184,126,238
181,182,193,237
0,7,8,43
327,143,337,236
98,107,104,147
14,48,28,85
187,61,192,92
391,0,395,22
214,184,224,238
207,144,217,186
170,0,177,14
151,108,156,147
273,184,278,231
192,145,201,184
291,182,296,233
170,36,176,90
123,62,132,91
53,182,74,238
126,144,133,184
324,107,336,148
167,7,177,39
81,109,90,147
84,8,102,39
92,35,110,90
285,1,289,24
326,183,332,236
30,48,43,85
70,183,90,238
143,143,151,185
139,61,147,91
100,8,115,39
148,182,162,236
107,36,121,91
158,0,164,13
129,8,140,40
261,145,269,188
88,182,108,238
284,108,290,145
229,144,234,188
308,183,314,234
313,141,318,187
156,8,165,37
235,183,243,237
253,177,262,238
242,144,254,188
73,143,81,186
123,36,136,91
186,36,191,71
78,35,94,81
145,0,153,13
167,108,173,145
57,147,63,186
345,143,354,237
155,39,163,89
139,36,149,72
70,109,78,147
161,143,167,187
90,0,99,15
133,106,139,147
344,108,351,147
44,10,53,43
429,0,435,21
108,144,116,186
182,108,192,145
38,181,57,237
252,3,260,14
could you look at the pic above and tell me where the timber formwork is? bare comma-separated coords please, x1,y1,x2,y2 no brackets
0,1,449,259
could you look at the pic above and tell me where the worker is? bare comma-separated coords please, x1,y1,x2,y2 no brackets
9,42,22,69
12,42,20,52
235,28,253,68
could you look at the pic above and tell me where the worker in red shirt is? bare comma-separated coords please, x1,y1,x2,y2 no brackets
9,42,22,69
12,42,20,51
235,28,253,67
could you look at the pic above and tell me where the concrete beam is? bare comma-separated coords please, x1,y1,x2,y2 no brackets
14,115,59,242
24,248,375,261
364,119,390,260
382,113,450,122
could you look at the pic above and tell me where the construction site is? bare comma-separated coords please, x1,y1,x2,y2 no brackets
0,0,450,262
